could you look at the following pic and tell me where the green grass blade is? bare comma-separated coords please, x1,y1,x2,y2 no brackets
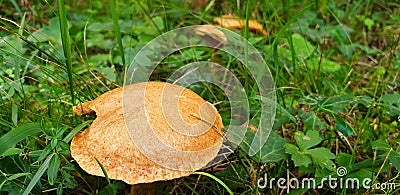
9,0,22,18
271,3,314,89
57,0,75,105
0,123,42,155
0,118,13,128
110,0,125,80
23,153,55,195
63,120,92,143
136,1,161,34
0,25,64,67
244,0,250,92
193,172,233,195
94,157,116,194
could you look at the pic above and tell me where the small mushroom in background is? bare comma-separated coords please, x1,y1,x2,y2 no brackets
213,14,268,36
71,82,224,193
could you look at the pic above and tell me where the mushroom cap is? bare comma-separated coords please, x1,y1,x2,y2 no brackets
71,82,224,184
213,14,268,36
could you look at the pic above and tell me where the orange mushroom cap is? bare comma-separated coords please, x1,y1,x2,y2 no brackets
71,82,224,184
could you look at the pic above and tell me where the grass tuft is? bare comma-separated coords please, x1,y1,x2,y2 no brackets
57,0,75,105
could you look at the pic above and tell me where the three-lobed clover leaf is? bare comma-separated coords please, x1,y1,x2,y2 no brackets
294,130,322,151
286,130,335,171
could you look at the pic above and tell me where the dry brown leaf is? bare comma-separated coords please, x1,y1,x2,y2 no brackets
213,14,268,36
71,82,224,184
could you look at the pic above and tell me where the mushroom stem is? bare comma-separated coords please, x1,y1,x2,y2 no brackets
130,183,155,195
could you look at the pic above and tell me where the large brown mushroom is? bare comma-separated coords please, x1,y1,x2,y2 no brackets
70,82,224,192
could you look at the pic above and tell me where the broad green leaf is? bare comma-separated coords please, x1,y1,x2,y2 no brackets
0,123,42,155
259,132,288,163
57,184,63,195
298,165,315,174
390,14,400,23
225,125,247,147
100,182,124,195
47,154,61,185
355,44,380,55
333,114,355,136
138,33,157,43
324,23,353,44
123,47,137,66
379,94,400,104
350,153,387,171
277,46,293,61
285,143,312,167
134,50,152,67
353,95,373,107
338,44,355,59
27,18,67,43
152,16,164,31
294,131,322,151
289,33,315,59
88,21,113,32
0,148,23,157
100,67,116,82
61,170,78,189
50,139,58,149
100,184,118,195
58,141,71,155
285,143,299,154
28,150,44,158
87,33,115,49
23,153,55,195
6,173,31,181
256,95,296,123
88,54,111,66
11,103,17,126
389,151,400,170
299,110,326,131
336,153,354,167
348,169,373,182
315,167,333,178
383,104,400,116
306,148,335,170
240,131,288,163
0,173,30,190
306,58,341,72
38,144,52,162
371,140,392,151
